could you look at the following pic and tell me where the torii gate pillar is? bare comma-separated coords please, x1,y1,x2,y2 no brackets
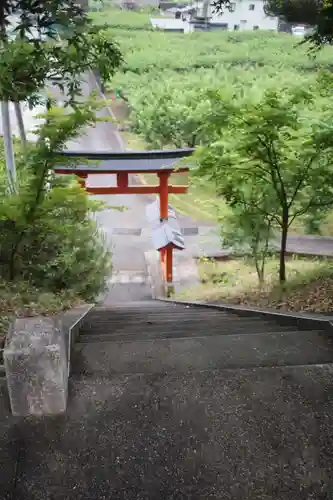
158,171,173,285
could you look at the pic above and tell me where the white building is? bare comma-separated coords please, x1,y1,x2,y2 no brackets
150,18,188,31
185,0,278,31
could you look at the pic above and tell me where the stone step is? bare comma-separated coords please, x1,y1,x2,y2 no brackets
92,301,193,311
88,306,225,317
102,284,153,304
82,314,232,326
82,312,239,326
71,329,333,376
109,272,150,284
79,318,300,337
100,301,170,308
80,319,296,331
80,305,316,333
78,328,311,343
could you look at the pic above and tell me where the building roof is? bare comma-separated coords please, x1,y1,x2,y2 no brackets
166,6,195,13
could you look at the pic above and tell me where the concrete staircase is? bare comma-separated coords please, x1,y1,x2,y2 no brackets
5,299,333,499
72,301,333,376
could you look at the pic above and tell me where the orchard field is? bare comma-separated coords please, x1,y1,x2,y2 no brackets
108,26,333,148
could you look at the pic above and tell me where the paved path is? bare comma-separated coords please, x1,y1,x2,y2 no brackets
60,72,123,152
173,226,333,259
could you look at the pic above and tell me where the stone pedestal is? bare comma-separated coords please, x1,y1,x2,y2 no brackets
4,316,68,416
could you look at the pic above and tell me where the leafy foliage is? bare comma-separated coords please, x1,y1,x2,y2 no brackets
0,0,118,316
220,206,275,283
131,87,232,148
0,280,84,338
0,40,49,102
1,0,86,39
0,0,122,105
112,29,331,76
263,0,321,26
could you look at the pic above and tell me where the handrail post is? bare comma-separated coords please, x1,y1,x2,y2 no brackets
166,245,173,297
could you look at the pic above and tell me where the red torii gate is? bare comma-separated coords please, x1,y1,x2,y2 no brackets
54,148,194,292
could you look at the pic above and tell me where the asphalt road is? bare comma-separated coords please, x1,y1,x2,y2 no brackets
68,73,155,301
63,72,123,152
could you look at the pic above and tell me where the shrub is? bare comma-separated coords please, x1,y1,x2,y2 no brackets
0,104,112,302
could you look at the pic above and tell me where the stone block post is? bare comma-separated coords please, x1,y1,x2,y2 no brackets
4,316,68,416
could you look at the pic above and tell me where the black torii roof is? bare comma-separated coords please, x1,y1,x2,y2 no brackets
55,148,194,174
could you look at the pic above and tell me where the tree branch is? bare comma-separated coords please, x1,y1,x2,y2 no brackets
256,134,285,205
268,137,288,206
241,198,281,226
287,154,317,209
289,198,333,224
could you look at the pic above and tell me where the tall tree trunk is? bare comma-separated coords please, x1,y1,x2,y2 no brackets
14,101,27,146
279,208,288,283
0,7,17,193
1,101,17,193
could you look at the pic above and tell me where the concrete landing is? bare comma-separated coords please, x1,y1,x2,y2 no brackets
1,365,333,499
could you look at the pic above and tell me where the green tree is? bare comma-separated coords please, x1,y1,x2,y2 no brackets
0,1,122,297
131,86,233,148
195,86,333,283
263,0,321,27
0,0,121,190
263,0,333,46
220,204,275,284
1,1,121,104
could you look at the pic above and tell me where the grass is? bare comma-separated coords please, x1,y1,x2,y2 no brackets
171,178,220,224
121,130,147,151
177,257,333,314
89,7,160,28
0,281,84,343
